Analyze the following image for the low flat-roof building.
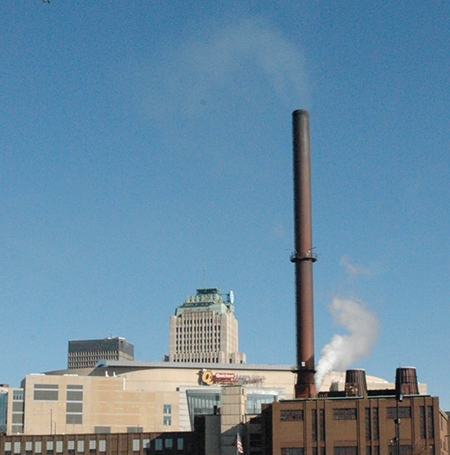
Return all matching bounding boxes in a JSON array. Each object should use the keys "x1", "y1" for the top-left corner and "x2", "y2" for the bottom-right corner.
[
  {"x1": 67, "y1": 337, "x2": 134, "y2": 369},
  {"x1": 0, "y1": 361, "x2": 425, "y2": 438}
]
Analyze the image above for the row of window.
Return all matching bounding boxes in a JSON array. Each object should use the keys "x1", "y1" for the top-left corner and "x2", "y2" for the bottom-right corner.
[
  {"x1": 175, "y1": 346, "x2": 221, "y2": 354},
  {"x1": 280, "y1": 446, "x2": 419, "y2": 455},
  {"x1": 3, "y1": 437, "x2": 185, "y2": 454},
  {"x1": 281, "y1": 407, "x2": 419, "y2": 422},
  {"x1": 280, "y1": 405, "x2": 434, "y2": 444},
  {"x1": 172, "y1": 357, "x2": 221, "y2": 363},
  {"x1": 69, "y1": 351, "x2": 119, "y2": 357},
  {"x1": 280, "y1": 408, "x2": 358, "y2": 421},
  {"x1": 176, "y1": 326, "x2": 220, "y2": 333},
  {"x1": 176, "y1": 320, "x2": 217, "y2": 327}
]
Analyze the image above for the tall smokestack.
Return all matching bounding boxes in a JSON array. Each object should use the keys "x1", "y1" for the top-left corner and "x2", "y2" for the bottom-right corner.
[{"x1": 291, "y1": 109, "x2": 317, "y2": 398}]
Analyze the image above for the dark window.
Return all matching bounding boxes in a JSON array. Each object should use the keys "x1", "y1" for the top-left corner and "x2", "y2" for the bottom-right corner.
[
  {"x1": 280, "y1": 410, "x2": 304, "y2": 421},
  {"x1": 427, "y1": 406, "x2": 434, "y2": 439},
  {"x1": 387, "y1": 407, "x2": 411, "y2": 419},
  {"x1": 281, "y1": 449, "x2": 304, "y2": 455},
  {"x1": 420, "y1": 406, "x2": 426, "y2": 438},
  {"x1": 66, "y1": 414, "x2": 82, "y2": 424},
  {"x1": 12, "y1": 402, "x2": 24, "y2": 412},
  {"x1": 373, "y1": 408, "x2": 379, "y2": 440},
  {"x1": 34, "y1": 384, "x2": 59, "y2": 401},
  {"x1": 389, "y1": 446, "x2": 413, "y2": 455},
  {"x1": 319, "y1": 409, "x2": 326, "y2": 442},
  {"x1": 12, "y1": 414, "x2": 24, "y2": 424},
  {"x1": 334, "y1": 447, "x2": 357, "y2": 455},
  {"x1": 312, "y1": 409, "x2": 318, "y2": 441},
  {"x1": 66, "y1": 403, "x2": 83, "y2": 413},
  {"x1": 365, "y1": 409, "x2": 371, "y2": 441},
  {"x1": 333, "y1": 409, "x2": 357, "y2": 420},
  {"x1": 66, "y1": 391, "x2": 83, "y2": 401}
]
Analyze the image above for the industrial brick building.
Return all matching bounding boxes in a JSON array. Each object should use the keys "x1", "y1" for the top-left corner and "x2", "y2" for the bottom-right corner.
[{"x1": 260, "y1": 368, "x2": 449, "y2": 455}]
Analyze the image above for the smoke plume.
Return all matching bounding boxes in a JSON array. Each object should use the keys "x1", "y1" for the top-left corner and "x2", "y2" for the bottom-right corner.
[{"x1": 315, "y1": 296, "x2": 379, "y2": 390}]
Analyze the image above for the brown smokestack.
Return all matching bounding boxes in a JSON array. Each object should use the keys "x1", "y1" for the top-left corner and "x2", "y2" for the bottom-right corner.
[
  {"x1": 291, "y1": 109, "x2": 317, "y2": 398},
  {"x1": 345, "y1": 369, "x2": 368, "y2": 398},
  {"x1": 395, "y1": 367, "x2": 419, "y2": 397}
]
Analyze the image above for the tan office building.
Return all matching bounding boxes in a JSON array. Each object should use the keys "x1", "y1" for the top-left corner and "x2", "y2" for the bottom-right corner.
[{"x1": 167, "y1": 288, "x2": 246, "y2": 364}]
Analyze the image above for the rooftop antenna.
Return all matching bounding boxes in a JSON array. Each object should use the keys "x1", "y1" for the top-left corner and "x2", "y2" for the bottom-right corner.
[{"x1": 202, "y1": 259, "x2": 206, "y2": 288}]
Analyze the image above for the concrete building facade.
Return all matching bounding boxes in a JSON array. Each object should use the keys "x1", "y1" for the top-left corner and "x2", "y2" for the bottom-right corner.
[
  {"x1": 68, "y1": 337, "x2": 134, "y2": 369},
  {"x1": 167, "y1": 288, "x2": 246, "y2": 364}
]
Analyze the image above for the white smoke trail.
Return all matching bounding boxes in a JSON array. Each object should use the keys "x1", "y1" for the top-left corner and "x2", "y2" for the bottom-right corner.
[{"x1": 315, "y1": 296, "x2": 379, "y2": 391}]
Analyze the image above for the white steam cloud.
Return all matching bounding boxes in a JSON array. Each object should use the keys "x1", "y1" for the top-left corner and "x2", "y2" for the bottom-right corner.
[
  {"x1": 145, "y1": 17, "x2": 309, "y2": 117},
  {"x1": 340, "y1": 255, "x2": 372, "y2": 278},
  {"x1": 315, "y1": 296, "x2": 379, "y2": 391}
]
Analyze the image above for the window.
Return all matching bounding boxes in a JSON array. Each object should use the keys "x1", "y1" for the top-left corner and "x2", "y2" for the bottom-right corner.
[
  {"x1": 66, "y1": 414, "x2": 82, "y2": 424},
  {"x1": 372, "y1": 408, "x2": 379, "y2": 440},
  {"x1": 155, "y1": 439, "x2": 163, "y2": 451},
  {"x1": 77, "y1": 441, "x2": 84, "y2": 453},
  {"x1": 56, "y1": 441, "x2": 63, "y2": 453},
  {"x1": 99, "y1": 440, "x2": 106, "y2": 452},
  {"x1": 14, "y1": 442, "x2": 21, "y2": 454},
  {"x1": 165, "y1": 439, "x2": 173, "y2": 449},
  {"x1": 95, "y1": 426, "x2": 111, "y2": 433},
  {"x1": 89, "y1": 440, "x2": 96, "y2": 452},
  {"x1": 281, "y1": 449, "x2": 304, "y2": 455},
  {"x1": 312, "y1": 409, "x2": 318, "y2": 441},
  {"x1": 35, "y1": 442, "x2": 42, "y2": 454},
  {"x1": 34, "y1": 384, "x2": 59, "y2": 401},
  {"x1": 387, "y1": 407, "x2": 411, "y2": 419},
  {"x1": 66, "y1": 385, "x2": 83, "y2": 425},
  {"x1": 365, "y1": 409, "x2": 371, "y2": 441},
  {"x1": 280, "y1": 410, "x2": 304, "y2": 421},
  {"x1": 163, "y1": 415, "x2": 172, "y2": 426},
  {"x1": 177, "y1": 438, "x2": 184, "y2": 450},
  {"x1": 427, "y1": 406, "x2": 434, "y2": 439},
  {"x1": 132, "y1": 439, "x2": 140, "y2": 451},
  {"x1": 333, "y1": 409, "x2": 357, "y2": 420},
  {"x1": 319, "y1": 409, "x2": 326, "y2": 442},
  {"x1": 46, "y1": 440, "x2": 54, "y2": 454},
  {"x1": 388, "y1": 446, "x2": 413, "y2": 455},
  {"x1": 334, "y1": 447, "x2": 357, "y2": 455},
  {"x1": 163, "y1": 404, "x2": 172, "y2": 415}
]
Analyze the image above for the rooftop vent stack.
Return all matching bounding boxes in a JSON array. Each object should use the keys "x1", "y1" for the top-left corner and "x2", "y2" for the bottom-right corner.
[
  {"x1": 395, "y1": 367, "x2": 419, "y2": 397},
  {"x1": 291, "y1": 110, "x2": 317, "y2": 399},
  {"x1": 345, "y1": 369, "x2": 368, "y2": 397}
]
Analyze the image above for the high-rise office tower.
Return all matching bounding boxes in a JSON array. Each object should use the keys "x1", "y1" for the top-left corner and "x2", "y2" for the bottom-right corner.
[
  {"x1": 68, "y1": 337, "x2": 134, "y2": 369},
  {"x1": 168, "y1": 288, "x2": 246, "y2": 364}
]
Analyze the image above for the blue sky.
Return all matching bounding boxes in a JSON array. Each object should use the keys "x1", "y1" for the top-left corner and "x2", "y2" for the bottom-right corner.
[{"x1": 1, "y1": 1, "x2": 449, "y2": 409}]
